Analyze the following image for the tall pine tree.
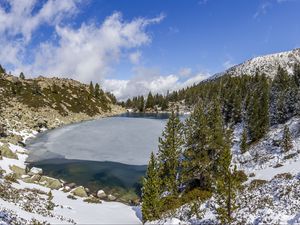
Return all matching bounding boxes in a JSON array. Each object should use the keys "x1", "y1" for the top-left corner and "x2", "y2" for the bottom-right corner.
[
  {"x1": 157, "y1": 110, "x2": 183, "y2": 195},
  {"x1": 281, "y1": 125, "x2": 292, "y2": 152},
  {"x1": 142, "y1": 152, "x2": 162, "y2": 222},
  {"x1": 215, "y1": 129, "x2": 240, "y2": 224}
]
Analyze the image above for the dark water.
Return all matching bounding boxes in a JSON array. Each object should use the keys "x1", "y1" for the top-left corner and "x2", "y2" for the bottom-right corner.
[{"x1": 31, "y1": 158, "x2": 146, "y2": 197}]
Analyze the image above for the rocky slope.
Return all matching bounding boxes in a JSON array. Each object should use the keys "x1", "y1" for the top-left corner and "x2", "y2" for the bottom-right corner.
[{"x1": 212, "y1": 48, "x2": 300, "y2": 79}]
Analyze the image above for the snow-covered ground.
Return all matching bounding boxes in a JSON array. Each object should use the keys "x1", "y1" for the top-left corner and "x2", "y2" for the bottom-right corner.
[
  {"x1": 0, "y1": 127, "x2": 142, "y2": 224},
  {"x1": 148, "y1": 117, "x2": 300, "y2": 225}
]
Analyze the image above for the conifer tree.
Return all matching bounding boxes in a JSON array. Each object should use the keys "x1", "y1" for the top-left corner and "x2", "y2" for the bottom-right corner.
[
  {"x1": 89, "y1": 81, "x2": 94, "y2": 95},
  {"x1": 139, "y1": 96, "x2": 145, "y2": 112},
  {"x1": 240, "y1": 127, "x2": 248, "y2": 154},
  {"x1": 215, "y1": 129, "x2": 240, "y2": 224},
  {"x1": 157, "y1": 110, "x2": 183, "y2": 195},
  {"x1": 281, "y1": 125, "x2": 292, "y2": 152},
  {"x1": 146, "y1": 92, "x2": 155, "y2": 109},
  {"x1": 19, "y1": 72, "x2": 25, "y2": 79},
  {"x1": 0, "y1": 65, "x2": 5, "y2": 74},
  {"x1": 95, "y1": 83, "x2": 100, "y2": 98},
  {"x1": 142, "y1": 152, "x2": 162, "y2": 222},
  {"x1": 182, "y1": 101, "x2": 211, "y2": 189}
]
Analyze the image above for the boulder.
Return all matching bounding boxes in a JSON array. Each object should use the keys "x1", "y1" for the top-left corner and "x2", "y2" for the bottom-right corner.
[
  {"x1": 107, "y1": 194, "x2": 117, "y2": 201},
  {"x1": 28, "y1": 167, "x2": 43, "y2": 176},
  {"x1": 65, "y1": 182, "x2": 76, "y2": 189},
  {"x1": 40, "y1": 176, "x2": 62, "y2": 189},
  {"x1": 23, "y1": 174, "x2": 41, "y2": 183},
  {"x1": 97, "y1": 190, "x2": 107, "y2": 199},
  {"x1": 70, "y1": 186, "x2": 88, "y2": 198},
  {"x1": 9, "y1": 165, "x2": 26, "y2": 178},
  {"x1": 0, "y1": 144, "x2": 18, "y2": 159}
]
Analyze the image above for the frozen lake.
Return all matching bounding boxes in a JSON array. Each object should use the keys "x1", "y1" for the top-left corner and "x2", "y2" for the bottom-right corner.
[{"x1": 27, "y1": 113, "x2": 168, "y2": 165}]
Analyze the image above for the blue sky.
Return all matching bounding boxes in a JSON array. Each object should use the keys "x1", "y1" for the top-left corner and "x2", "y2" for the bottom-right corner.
[{"x1": 0, "y1": 0, "x2": 299, "y2": 99}]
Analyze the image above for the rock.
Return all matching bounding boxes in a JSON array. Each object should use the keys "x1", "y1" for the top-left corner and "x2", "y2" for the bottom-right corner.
[
  {"x1": 9, "y1": 165, "x2": 26, "y2": 178},
  {"x1": 0, "y1": 123, "x2": 7, "y2": 137},
  {"x1": 70, "y1": 186, "x2": 88, "y2": 198},
  {"x1": 21, "y1": 175, "x2": 30, "y2": 179},
  {"x1": 39, "y1": 176, "x2": 62, "y2": 189},
  {"x1": 85, "y1": 187, "x2": 90, "y2": 194},
  {"x1": 0, "y1": 144, "x2": 18, "y2": 159},
  {"x1": 23, "y1": 174, "x2": 41, "y2": 183},
  {"x1": 97, "y1": 190, "x2": 106, "y2": 199},
  {"x1": 107, "y1": 194, "x2": 117, "y2": 201},
  {"x1": 28, "y1": 167, "x2": 43, "y2": 175},
  {"x1": 65, "y1": 182, "x2": 76, "y2": 189}
]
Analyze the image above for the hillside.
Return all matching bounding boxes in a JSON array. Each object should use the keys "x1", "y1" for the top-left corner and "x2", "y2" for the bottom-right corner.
[
  {"x1": 0, "y1": 72, "x2": 124, "y2": 131},
  {"x1": 140, "y1": 50, "x2": 300, "y2": 224},
  {"x1": 224, "y1": 48, "x2": 300, "y2": 78}
]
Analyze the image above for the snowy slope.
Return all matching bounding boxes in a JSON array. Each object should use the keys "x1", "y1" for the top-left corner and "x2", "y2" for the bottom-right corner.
[
  {"x1": 0, "y1": 130, "x2": 142, "y2": 224},
  {"x1": 211, "y1": 48, "x2": 300, "y2": 79}
]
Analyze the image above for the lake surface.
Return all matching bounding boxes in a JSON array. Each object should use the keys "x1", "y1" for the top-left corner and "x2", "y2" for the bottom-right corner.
[
  {"x1": 27, "y1": 113, "x2": 168, "y2": 165},
  {"x1": 26, "y1": 113, "x2": 170, "y2": 197}
]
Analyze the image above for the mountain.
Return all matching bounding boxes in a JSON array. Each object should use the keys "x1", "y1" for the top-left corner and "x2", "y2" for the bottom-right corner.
[{"x1": 214, "y1": 48, "x2": 300, "y2": 79}]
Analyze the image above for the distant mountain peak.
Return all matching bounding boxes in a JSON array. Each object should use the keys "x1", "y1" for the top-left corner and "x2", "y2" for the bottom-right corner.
[{"x1": 212, "y1": 48, "x2": 300, "y2": 80}]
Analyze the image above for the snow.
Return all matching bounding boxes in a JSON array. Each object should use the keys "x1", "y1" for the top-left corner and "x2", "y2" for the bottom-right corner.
[
  {"x1": 27, "y1": 117, "x2": 167, "y2": 165},
  {"x1": 1, "y1": 128, "x2": 143, "y2": 224},
  {"x1": 249, "y1": 157, "x2": 300, "y2": 181}
]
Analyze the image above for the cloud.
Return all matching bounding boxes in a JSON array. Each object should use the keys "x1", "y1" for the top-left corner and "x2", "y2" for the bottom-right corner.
[
  {"x1": 129, "y1": 51, "x2": 142, "y2": 64},
  {"x1": 0, "y1": 4, "x2": 165, "y2": 82},
  {"x1": 178, "y1": 67, "x2": 192, "y2": 77},
  {"x1": 0, "y1": 0, "x2": 79, "y2": 43},
  {"x1": 253, "y1": 2, "x2": 271, "y2": 19},
  {"x1": 103, "y1": 68, "x2": 210, "y2": 100}
]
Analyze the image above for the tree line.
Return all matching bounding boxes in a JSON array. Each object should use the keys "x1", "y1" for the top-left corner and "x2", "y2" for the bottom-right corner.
[{"x1": 141, "y1": 64, "x2": 300, "y2": 223}]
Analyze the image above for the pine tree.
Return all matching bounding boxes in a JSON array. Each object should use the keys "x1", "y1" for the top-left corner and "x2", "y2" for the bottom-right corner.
[
  {"x1": 146, "y1": 92, "x2": 155, "y2": 109},
  {"x1": 139, "y1": 96, "x2": 145, "y2": 112},
  {"x1": 182, "y1": 101, "x2": 211, "y2": 189},
  {"x1": 215, "y1": 129, "x2": 240, "y2": 224},
  {"x1": 157, "y1": 110, "x2": 183, "y2": 195},
  {"x1": 89, "y1": 81, "x2": 94, "y2": 95},
  {"x1": 19, "y1": 72, "x2": 25, "y2": 79},
  {"x1": 0, "y1": 65, "x2": 6, "y2": 74},
  {"x1": 240, "y1": 127, "x2": 248, "y2": 154},
  {"x1": 281, "y1": 125, "x2": 292, "y2": 152},
  {"x1": 142, "y1": 152, "x2": 162, "y2": 222},
  {"x1": 95, "y1": 83, "x2": 100, "y2": 98}
]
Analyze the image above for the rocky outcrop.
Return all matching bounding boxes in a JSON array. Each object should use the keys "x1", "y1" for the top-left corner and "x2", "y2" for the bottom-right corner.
[
  {"x1": 39, "y1": 176, "x2": 62, "y2": 190},
  {"x1": 70, "y1": 186, "x2": 88, "y2": 198},
  {"x1": 0, "y1": 144, "x2": 18, "y2": 159},
  {"x1": 28, "y1": 167, "x2": 43, "y2": 176},
  {"x1": 9, "y1": 165, "x2": 26, "y2": 178}
]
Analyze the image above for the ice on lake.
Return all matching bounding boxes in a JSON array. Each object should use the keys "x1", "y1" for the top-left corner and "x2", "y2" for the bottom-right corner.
[{"x1": 27, "y1": 116, "x2": 167, "y2": 165}]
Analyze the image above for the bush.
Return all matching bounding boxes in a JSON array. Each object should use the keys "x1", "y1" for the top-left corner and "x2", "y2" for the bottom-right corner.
[
  {"x1": 83, "y1": 196, "x2": 102, "y2": 204},
  {"x1": 181, "y1": 189, "x2": 212, "y2": 205},
  {"x1": 67, "y1": 194, "x2": 77, "y2": 200},
  {"x1": 273, "y1": 173, "x2": 293, "y2": 180},
  {"x1": 4, "y1": 173, "x2": 18, "y2": 183},
  {"x1": 248, "y1": 179, "x2": 268, "y2": 190}
]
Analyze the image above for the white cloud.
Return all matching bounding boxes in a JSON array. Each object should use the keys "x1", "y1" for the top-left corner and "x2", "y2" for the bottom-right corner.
[
  {"x1": 178, "y1": 67, "x2": 192, "y2": 77},
  {"x1": 253, "y1": 2, "x2": 271, "y2": 19},
  {"x1": 129, "y1": 51, "x2": 142, "y2": 64},
  {"x1": 0, "y1": 0, "x2": 79, "y2": 42},
  {"x1": 8, "y1": 11, "x2": 164, "y2": 83},
  {"x1": 103, "y1": 68, "x2": 210, "y2": 100}
]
